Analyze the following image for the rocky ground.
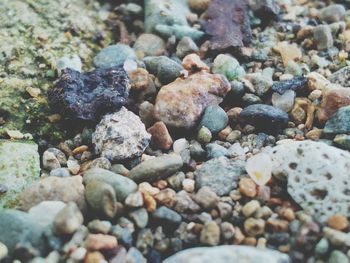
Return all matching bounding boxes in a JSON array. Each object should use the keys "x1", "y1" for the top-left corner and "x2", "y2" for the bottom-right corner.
[{"x1": 2, "y1": 0, "x2": 350, "y2": 262}]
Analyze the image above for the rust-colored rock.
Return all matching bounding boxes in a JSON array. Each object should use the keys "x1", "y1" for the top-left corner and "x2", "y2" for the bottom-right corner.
[
  {"x1": 154, "y1": 71, "x2": 231, "y2": 129},
  {"x1": 317, "y1": 88, "x2": 350, "y2": 124},
  {"x1": 147, "y1": 121, "x2": 173, "y2": 150}
]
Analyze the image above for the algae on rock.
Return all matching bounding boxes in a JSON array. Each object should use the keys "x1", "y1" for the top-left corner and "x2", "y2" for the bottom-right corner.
[
  {"x1": 0, "y1": 0, "x2": 112, "y2": 140},
  {"x1": 0, "y1": 140, "x2": 40, "y2": 208}
]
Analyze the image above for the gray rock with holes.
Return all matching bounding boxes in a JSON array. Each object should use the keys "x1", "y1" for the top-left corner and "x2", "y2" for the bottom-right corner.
[{"x1": 267, "y1": 140, "x2": 350, "y2": 223}]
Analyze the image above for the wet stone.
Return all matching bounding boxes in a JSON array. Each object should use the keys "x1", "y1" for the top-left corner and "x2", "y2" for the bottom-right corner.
[{"x1": 48, "y1": 67, "x2": 130, "y2": 121}]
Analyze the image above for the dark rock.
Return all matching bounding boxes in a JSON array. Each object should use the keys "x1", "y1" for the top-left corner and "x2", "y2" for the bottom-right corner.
[
  {"x1": 48, "y1": 67, "x2": 130, "y2": 121},
  {"x1": 250, "y1": 0, "x2": 280, "y2": 25},
  {"x1": 271, "y1": 77, "x2": 308, "y2": 95},
  {"x1": 239, "y1": 104, "x2": 289, "y2": 134}
]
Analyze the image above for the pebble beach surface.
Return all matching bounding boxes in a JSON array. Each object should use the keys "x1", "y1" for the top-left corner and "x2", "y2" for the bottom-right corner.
[{"x1": 2, "y1": 0, "x2": 350, "y2": 262}]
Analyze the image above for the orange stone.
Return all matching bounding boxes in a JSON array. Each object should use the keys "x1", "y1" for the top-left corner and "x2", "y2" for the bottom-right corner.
[
  {"x1": 327, "y1": 214, "x2": 349, "y2": 231},
  {"x1": 239, "y1": 178, "x2": 257, "y2": 198}
]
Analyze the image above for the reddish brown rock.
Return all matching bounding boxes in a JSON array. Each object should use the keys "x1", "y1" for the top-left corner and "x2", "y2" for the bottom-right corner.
[
  {"x1": 154, "y1": 71, "x2": 231, "y2": 129},
  {"x1": 84, "y1": 234, "x2": 118, "y2": 251},
  {"x1": 317, "y1": 88, "x2": 350, "y2": 124},
  {"x1": 147, "y1": 121, "x2": 173, "y2": 150}
]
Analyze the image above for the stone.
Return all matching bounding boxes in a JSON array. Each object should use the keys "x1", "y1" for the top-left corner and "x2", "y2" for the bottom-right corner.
[
  {"x1": 206, "y1": 143, "x2": 229, "y2": 159},
  {"x1": 67, "y1": 157, "x2": 80, "y2": 175},
  {"x1": 129, "y1": 154, "x2": 183, "y2": 183},
  {"x1": 250, "y1": 0, "x2": 280, "y2": 25},
  {"x1": 48, "y1": 67, "x2": 130, "y2": 121},
  {"x1": 154, "y1": 71, "x2": 231, "y2": 129},
  {"x1": 93, "y1": 44, "x2": 137, "y2": 68},
  {"x1": 111, "y1": 164, "x2": 129, "y2": 176},
  {"x1": 239, "y1": 178, "x2": 257, "y2": 198},
  {"x1": 239, "y1": 104, "x2": 289, "y2": 134},
  {"x1": 0, "y1": 210, "x2": 46, "y2": 254},
  {"x1": 246, "y1": 152, "x2": 272, "y2": 186},
  {"x1": 56, "y1": 55, "x2": 82, "y2": 76},
  {"x1": 20, "y1": 175, "x2": 86, "y2": 211},
  {"x1": 128, "y1": 68, "x2": 151, "y2": 91},
  {"x1": 313, "y1": 25, "x2": 334, "y2": 51},
  {"x1": 42, "y1": 151, "x2": 61, "y2": 171},
  {"x1": 200, "y1": 221, "x2": 220, "y2": 246},
  {"x1": 83, "y1": 168, "x2": 137, "y2": 201},
  {"x1": 197, "y1": 126, "x2": 212, "y2": 144},
  {"x1": 50, "y1": 168, "x2": 70, "y2": 178},
  {"x1": 88, "y1": 220, "x2": 112, "y2": 234},
  {"x1": 271, "y1": 90, "x2": 295, "y2": 112},
  {"x1": 85, "y1": 180, "x2": 117, "y2": 218},
  {"x1": 194, "y1": 187, "x2": 219, "y2": 209},
  {"x1": 147, "y1": 121, "x2": 173, "y2": 150},
  {"x1": 0, "y1": 140, "x2": 40, "y2": 208},
  {"x1": 90, "y1": 157, "x2": 111, "y2": 170},
  {"x1": 182, "y1": 54, "x2": 209, "y2": 72},
  {"x1": 319, "y1": 4, "x2": 346, "y2": 23},
  {"x1": 323, "y1": 227, "x2": 350, "y2": 247},
  {"x1": 28, "y1": 201, "x2": 66, "y2": 227},
  {"x1": 315, "y1": 238, "x2": 329, "y2": 257},
  {"x1": 126, "y1": 247, "x2": 147, "y2": 263},
  {"x1": 244, "y1": 218, "x2": 265, "y2": 237},
  {"x1": 328, "y1": 250, "x2": 349, "y2": 263},
  {"x1": 276, "y1": 42, "x2": 302, "y2": 67},
  {"x1": 244, "y1": 68, "x2": 274, "y2": 97},
  {"x1": 152, "y1": 206, "x2": 182, "y2": 226},
  {"x1": 176, "y1": 37, "x2": 199, "y2": 58},
  {"x1": 173, "y1": 190, "x2": 201, "y2": 213},
  {"x1": 128, "y1": 208, "x2": 149, "y2": 228},
  {"x1": 144, "y1": 0, "x2": 204, "y2": 41},
  {"x1": 163, "y1": 245, "x2": 290, "y2": 263},
  {"x1": 85, "y1": 251, "x2": 106, "y2": 262},
  {"x1": 0, "y1": 242, "x2": 7, "y2": 261},
  {"x1": 133, "y1": 34, "x2": 166, "y2": 57},
  {"x1": 188, "y1": 0, "x2": 211, "y2": 11},
  {"x1": 143, "y1": 56, "x2": 183, "y2": 85},
  {"x1": 199, "y1": 106, "x2": 228, "y2": 134},
  {"x1": 195, "y1": 157, "x2": 246, "y2": 196},
  {"x1": 84, "y1": 234, "x2": 118, "y2": 250},
  {"x1": 271, "y1": 77, "x2": 308, "y2": 95},
  {"x1": 53, "y1": 202, "x2": 83, "y2": 235},
  {"x1": 334, "y1": 134, "x2": 350, "y2": 150},
  {"x1": 267, "y1": 140, "x2": 350, "y2": 223},
  {"x1": 125, "y1": 191, "x2": 144, "y2": 208},
  {"x1": 329, "y1": 66, "x2": 350, "y2": 88},
  {"x1": 212, "y1": 54, "x2": 245, "y2": 81},
  {"x1": 324, "y1": 106, "x2": 350, "y2": 134},
  {"x1": 92, "y1": 107, "x2": 151, "y2": 161},
  {"x1": 242, "y1": 200, "x2": 261, "y2": 218},
  {"x1": 327, "y1": 214, "x2": 349, "y2": 231},
  {"x1": 139, "y1": 101, "x2": 156, "y2": 128}
]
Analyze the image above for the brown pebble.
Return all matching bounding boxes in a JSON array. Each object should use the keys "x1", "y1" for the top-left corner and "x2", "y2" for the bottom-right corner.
[
  {"x1": 266, "y1": 218, "x2": 289, "y2": 232},
  {"x1": 243, "y1": 237, "x2": 257, "y2": 246},
  {"x1": 154, "y1": 188, "x2": 176, "y2": 208},
  {"x1": 143, "y1": 193, "x2": 157, "y2": 213},
  {"x1": 84, "y1": 251, "x2": 106, "y2": 263},
  {"x1": 327, "y1": 214, "x2": 349, "y2": 231},
  {"x1": 233, "y1": 227, "x2": 245, "y2": 244},
  {"x1": 147, "y1": 121, "x2": 173, "y2": 150},
  {"x1": 279, "y1": 207, "x2": 295, "y2": 222},
  {"x1": 239, "y1": 178, "x2": 257, "y2": 198},
  {"x1": 73, "y1": 145, "x2": 89, "y2": 155},
  {"x1": 84, "y1": 234, "x2": 118, "y2": 251}
]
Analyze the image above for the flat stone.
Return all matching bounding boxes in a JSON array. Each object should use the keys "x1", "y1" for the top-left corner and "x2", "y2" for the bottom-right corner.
[
  {"x1": 154, "y1": 71, "x2": 230, "y2": 129},
  {"x1": 163, "y1": 245, "x2": 290, "y2": 263},
  {"x1": 92, "y1": 107, "x2": 151, "y2": 161},
  {"x1": 83, "y1": 168, "x2": 137, "y2": 201},
  {"x1": 267, "y1": 140, "x2": 350, "y2": 223},
  {"x1": 0, "y1": 140, "x2": 40, "y2": 208},
  {"x1": 129, "y1": 154, "x2": 183, "y2": 183},
  {"x1": 195, "y1": 157, "x2": 246, "y2": 196},
  {"x1": 20, "y1": 176, "x2": 86, "y2": 211}
]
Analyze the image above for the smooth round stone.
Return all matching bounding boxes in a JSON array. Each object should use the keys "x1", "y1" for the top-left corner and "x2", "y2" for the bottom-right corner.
[
  {"x1": 328, "y1": 250, "x2": 349, "y2": 263},
  {"x1": 319, "y1": 4, "x2": 346, "y2": 23},
  {"x1": 28, "y1": 201, "x2": 66, "y2": 227},
  {"x1": 197, "y1": 126, "x2": 212, "y2": 144},
  {"x1": 50, "y1": 168, "x2": 70, "y2": 177},
  {"x1": 163, "y1": 245, "x2": 290, "y2": 263},
  {"x1": 271, "y1": 90, "x2": 295, "y2": 112},
  {"x1": 93, "y1": 44, "x2": 137, "y2": 68},
  {"x1": 152, "y1": 206, "x2": 182, "y2": 226},
  {"x1": 212, "y1": 54, "x2": 245, "y2": 81},
  {"x1": 315, "y1": 238, "x2": 329, "y2": 257},
  {"x1": 313, "y1": 25, "x2": 334, "y2": 51},
  {"x1": 206, "y1": 143, "x2": 228, "y2": 159},
  {"x1": 199, "y1": 106, "x2": 228, "y2": 134},
  {"x1": 134, "y1": 33, "x2": 166, "y2": 56},
  {"x1": 176, "y1": 36, "x2": 199, "y2": 58},
  {"x1": 200, "y1": 221, "x2": 220, "y2": 246},
  {"x1": 128, "y1": 208, "x2": 149, "y2": 228},
  {"x1": 53, "y1": 202, "x2": 83, "y2": 235},
  {"x1": 0, "y1": 242, "x2": 8, "y2": 261},
  {"x1": 239, "y1": 104, "x2": 289, "y2": 134}
]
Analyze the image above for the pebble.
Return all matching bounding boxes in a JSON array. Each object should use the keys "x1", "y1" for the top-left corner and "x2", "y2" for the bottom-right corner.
[
  {"x1": 163, "y1": 245, "x2": 290, "y2": 263},
  {"x1": 329, "y1": 66, "x2": 350, "y2": 88},
  {"x1": 315, "y1": 238, "x2": 329, "y2": 257},
  {"x1": 271, "y1": 77, "x2": 307, "y2": 95},
  {"x1": 194, "y1": 187, "x2": 220, "y2": 209},
  {"x1": 195, "y1": 157, "x2": 246, "y2": 196},
  {"x1": 85, "y1": 180, "x2": 117, "y2": 218},
  {"x1": 276, "y1": 42, "x2": 302, "y2": 67},
  {"x1": 328, "y1": 250, "x2": 349, "y2": 263},
  {"x1": 125, "y1": 191, "x2": 144, "y2": 208},
  {"x1": 92, "y1": 107, "x2": 151, "y2": 161},
  {"x1": 84, "y1": 234, "x2": 118, "y2": 251},
  {"x1": 244, "y1": 68, "x2": 273, "y2": 97},
  {"x1": 242, "y1": 200, "x2": 261, "y2": 217},
  {"x1": 152, "y1": 206, "x2": 182, "y2": 226},
  {"x1": 182, "y1": 178, "x2": 195, "y2": 193},
  {"x1": 88, "y1": 220, "x2": 112, "y2": 234},
  {"x1": 143, "y1": 56, "x2": 183, "y2": 85},
  {"x1": 28, "y1": 201, "x2": 66, "y2": 227},
  {"x1": 85, "y1": 251, "x2": 106, "y2": 262},
  {"x1": 327, "y1": 214, "x2": 349, "y2": 231},
  {"x1": 244, "y1": 218, "x2": 265, "y2": 237},
  {"x1": 200, "y1": 221, "x2": 220, "y2": 246},
  {"x1": 126, "y1": 247, "x2": 147, "y2": 263},
  {"x1": 67, "y1": 157, "x2": 80, "y2": 175},
  {"x1": 268, "y1": 140, "x2": 350, "y2": 222},
  {"x1": 56, "y1": 55, "x2": 82, "y2": 75},
  {"x1": 212, "y1": 54, "x2": 245, "y2": 81},
  {"x1": 129, "y1": 208, "x2": 149, "y2": 228},
  {"x1": 206, "y1": 143, "x2": 229, "y2": 159},
  {"x1": 133, "y1": 33, "x2": 166, "y2": 56},
  {"x1": 42, "y1": 150, "x2": 61, "y2": 171},
  {"x1": 90, "y1": 157, "x2": 111, "y2": 170},
  {"x1": 70, "y1": 247, "x2": 87, "y2": 261},
  {"x1": 324, "y1": 106, "x2": 350, "y2": 134},
  {"x1": 245, "y1": 153, "x2": 272, "y2": 186},
  {"x1": 313, "y1": 25, "x2": 334, "y2": 50},
  {"x1": 0, "y1": 242, "x2": 8, "y2": 261},
  {"x1": 20, "y1": 176, "x2": 86, "y2": 211},
  {"x1": 83, "y1": 168, "x2": 137, "y2": 201},
  {"x1": 334, "y1": 134, "x2": 350, "y2": 150},
  {"x1": 154, "y1": 70, "x2": 230, "y2": 129},
  {"x1": 50, "y1": 168, "x2": 70, "y2": 177},
  {"x1": 111, "y1": 164, "x2": 129, "y2": 176},
  {"x1": 154, "y1": 188, "x2": 176, "y2": 207},
  {"x1": 147, "y1": 121, "x2": 173, "y2": 150},
  {"x1": 239, "y1": 104, "x2": 289, "y2": 134},
  {"x1": 188, "y1": 0, "x2": 210, "y2": 11},
  {"x1": 53, "y1": 202, "x2": 83, "y2": 235},
  {"x1": 239, "y1": 178, "x2": 257, "y2": 198},
  {"x1": 182, "y1": 54, "x2": 209, "y2": 72},
  {"x1": 176, "y1": 37, "x2": 199, "y2": 58},
  {"x1": 197, "y1": 126, "x2": 212, "y2": 143},
  {"x1": 129, "y1": 154, "x2": 183, "y2": 183},
  {"x1": 93, "y1": 44, "x2": 137, "y2": 68},
  {"x1": 199, "y1": 105, "x2": 228, "y2": 134},
  {"x1": 324, "y1": 227, "x2": 350, "y2": 247},
  {"x1": 319, "y1": 4, "x2": 346, "y2": 23}
]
